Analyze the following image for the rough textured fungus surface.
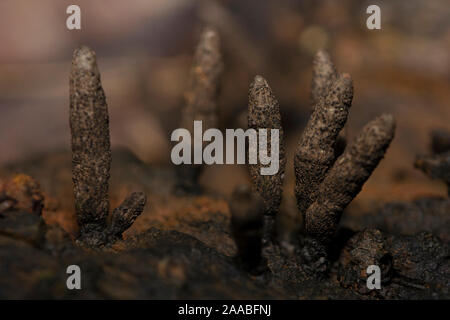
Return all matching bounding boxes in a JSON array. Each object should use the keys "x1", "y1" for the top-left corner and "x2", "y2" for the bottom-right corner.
[{"x1": 248, "y1": 75, "x2": 286, "y2": 217}]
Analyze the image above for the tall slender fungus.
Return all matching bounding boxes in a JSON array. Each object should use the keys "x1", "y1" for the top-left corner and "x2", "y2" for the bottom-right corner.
[
  {"x1": 294, "y1": 73, "x2": 353, "y2": 218},
  {"x1": 177, "y1": 26, "x2": 223, "y2": 191},
  {"x1": 181, "y1": 26, "x2": 223, "y2": 133},
  {"x1": 70, "y1": 46, "x2": 146, "y2": 246},
  {"x1": 311, "y1": 50, "x2": 338, "y2": 106},
  {"x1": 70, "y1": 46, "x2": 111, "y2": 235},
  {"x1": 305, "y1": 114, "x2": 396, "y2": 243},
  {"x1": 248, "y1": 75, "x2": 286, "y2": 239},
  {"x1": 311, "y1": 51, "x2": 347, "y2": 156}
]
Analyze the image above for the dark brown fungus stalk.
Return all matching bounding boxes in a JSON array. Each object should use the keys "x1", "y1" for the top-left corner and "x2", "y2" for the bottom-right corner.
[
  {"x1": 248, "y1": 75, "x2": 286, "y2": 241},
  {"x1": 310, "y1": 50, "x2": 338, "y2": 106},
  {"x1": 311, "y1": 51, "x2": 347, "y2": 157},
  {"x1": 305, "y1": 114, "x2": 396, "y2": 243},
  {"x1": 70, "y1": 46, "x2": 146, "y2": 246},
  {"x1": 70, "y1": 46, "x2": 111, "y2": 235},
  {"x1": 229, "y1": 185, "x2": 266, "y2": 274},
  {"x1": 177, "y1": 27, "x2": 223, "y2": 192},
  {"x1": 181, "y1": 26, "x2": 223, "y2": 132},
  {"x1": 107, "y1": 192, "x2": 147, "y2": 240},
  {"x1": 294, "y1": 73, "x2": 353, "y2": 219}
]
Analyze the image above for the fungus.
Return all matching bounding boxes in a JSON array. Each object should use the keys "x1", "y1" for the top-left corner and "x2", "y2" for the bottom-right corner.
[
  {"x1": 70, "y1": 46, "x2": 146, "y2": 247},
  {"x1": 310, "y1": 50, "x2": 338, "y2": 106},
  {"x1": 294, "y1": 73, "x2": 353, "y2": 217},
  {"x1": 305, "y1": 114, "x2": 396, "y2": 243},
  {"x1": 247, "y1": 75, "x2": 286, "y2": 242},
  {"x1": 247, "y1": 76, "x2": 286, "y2": 215},
  {"x1": 177, "y1": 27, "x2": 223, "y2": 192}
]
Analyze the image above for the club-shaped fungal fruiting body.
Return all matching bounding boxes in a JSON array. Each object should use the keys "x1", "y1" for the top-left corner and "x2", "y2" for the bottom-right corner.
[
  {"x1": 176, "y1": 27, "x2": 223, "y2": 192},
  {"x1": 311, "y1": 51, "x2": 348, "y2": 157},
  {"x1": 247, "y1": 75, "x2": 286, "y2": 242},
  {"x1": 294, "y1": 72, "x2": 353, "y2": 221},
  {"x1": 70, "y1": 46, "x2": 146, "y2": 247}
]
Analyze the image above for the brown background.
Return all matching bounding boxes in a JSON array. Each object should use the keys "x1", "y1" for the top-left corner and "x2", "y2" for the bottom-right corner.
[{"x1": 0, "y1": 0, "x2": 449, "y2": 206}]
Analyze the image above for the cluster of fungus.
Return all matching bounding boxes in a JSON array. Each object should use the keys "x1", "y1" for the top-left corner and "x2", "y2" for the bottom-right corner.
[
  {"x1": 0, "y1": 23, "x2": 448, "y2": 299},
  {"x1": 177, "y1": 28, "x2": 396, "y2": 276},
  {"x1": 242, "y1": 56, "x2": 394, "y2": 275},
  {"x1": 67, "y1": 28, "x2": 398, "y2": 285},
  {"x1": 65, "y1": 28, "x2": 449, "y2": 296}
]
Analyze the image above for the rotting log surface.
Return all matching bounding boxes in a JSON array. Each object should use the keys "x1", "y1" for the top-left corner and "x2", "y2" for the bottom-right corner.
[{"x1": 0, "y1": 150, "x2": 448, "y2": 299}]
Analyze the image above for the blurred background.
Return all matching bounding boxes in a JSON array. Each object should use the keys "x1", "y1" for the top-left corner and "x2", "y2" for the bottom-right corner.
[{"x1": 0, "y1": 0, "x2": 449, "y2": 207}]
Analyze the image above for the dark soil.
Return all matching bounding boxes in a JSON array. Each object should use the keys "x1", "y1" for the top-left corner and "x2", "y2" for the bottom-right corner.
[{"x1": 0, "y1": 148, "x2": 448, "y2": 299}]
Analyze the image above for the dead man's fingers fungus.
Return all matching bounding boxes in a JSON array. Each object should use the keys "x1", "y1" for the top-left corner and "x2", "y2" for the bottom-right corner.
[
  {"x1": 70, "y1": 46, "x2": 111, "y2": 235},
  {"x1": 177, "y1": 27, "x2": 223, "y2": 191},
  {"x1": 294, "y1": 73, "x2": 353, "y2": 217},
  {"x1": 247, "y1": 75, "x2": 286, "y2": 218},
  {"x1": 70, "y1": 46, "x2": 146, "y2": 246},
  {"x1": 305, "y1": 114, "x2": 396, "y2": 243}
]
